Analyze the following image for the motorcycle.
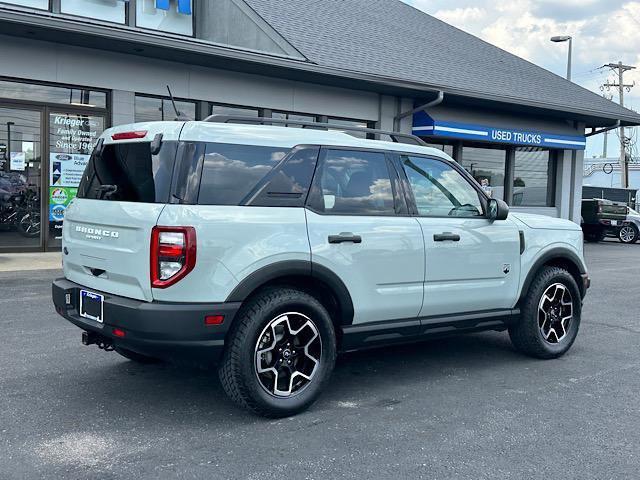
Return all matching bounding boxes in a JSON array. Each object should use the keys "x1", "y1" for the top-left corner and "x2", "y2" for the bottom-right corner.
[{"x1": 0, "y1": 186, "x2": 41, "y2": 238}]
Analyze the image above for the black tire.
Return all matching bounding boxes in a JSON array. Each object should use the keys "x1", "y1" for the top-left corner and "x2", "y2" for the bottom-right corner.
[
  {"x1": 114, "y1": 347, "x2": 161, "y2": 364},
  {"x1": 618, "y1": 224, "x2": 639, "y2": 244},
  {"x1": 509, "y1": 266, "x2": 581, "y2": 359},
  {"x1": 17, "y1": 211, "x2": 41, "y2": 238},
  {"x1": 584, "y1": 230, "x2": 606, "y2": 243},
  {"x1": 219, "y1": 287, "x2": 336, "y2": 418}
]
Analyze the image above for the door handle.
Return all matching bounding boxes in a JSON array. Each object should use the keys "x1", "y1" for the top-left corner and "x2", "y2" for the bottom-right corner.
[
  {"x1": 328, "y1": 233, "x2": 362, "y2": 244},
  {"x1": 433, "y1": 232, "x2": 461, "y2": 242}
]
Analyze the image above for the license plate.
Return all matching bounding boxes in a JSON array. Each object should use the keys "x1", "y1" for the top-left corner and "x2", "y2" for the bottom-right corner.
[
  {"x1": 79, "y1": 290, "x2": 104, "y2": 323},
  {"x1": 611, "y1": 220, "x2": 619, "y2": 226}
]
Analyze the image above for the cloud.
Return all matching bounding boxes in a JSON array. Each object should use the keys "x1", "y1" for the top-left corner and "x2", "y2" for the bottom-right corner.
[{"x1": 402, "y1": 0, "x2": 640, "y2": 158}]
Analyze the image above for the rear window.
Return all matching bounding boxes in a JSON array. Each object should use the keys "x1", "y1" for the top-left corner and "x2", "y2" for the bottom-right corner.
[
  {"x1": 197, "y1": 143, "x2": 288, "y2": 205},
  {"x1": 78, "y1": 141, "x2": 178, "y2": 203}
]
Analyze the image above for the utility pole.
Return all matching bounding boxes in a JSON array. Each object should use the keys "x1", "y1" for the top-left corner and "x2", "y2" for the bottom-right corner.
[
  {"x1": 601, "y1": 92, "x2": 613, "y2": 158},
  {"x1": 602, "y1": 62, "x2": 636, "y2": 188}
]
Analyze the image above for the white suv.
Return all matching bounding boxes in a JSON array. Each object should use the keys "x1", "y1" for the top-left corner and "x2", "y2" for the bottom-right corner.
[{"x1": 52, "y1": 117, "x2": 590, "y2": 417}]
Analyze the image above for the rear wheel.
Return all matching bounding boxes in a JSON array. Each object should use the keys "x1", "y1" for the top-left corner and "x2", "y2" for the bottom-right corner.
[
  {"x1": 219, "y1": 287, "x2": 336, "y2": 418},
  {"x1": 114, "y1": 347, "x2": 161, "y2": 364},
  {"x1": 618, "y1": 224, "x2": 639, "y2": 244},
  {"x1": 584, "y1": 228, "x2": 605, "y2": 242},
  {"x1": 509, "y1": 266, "x2": 581, "y2": 359}
]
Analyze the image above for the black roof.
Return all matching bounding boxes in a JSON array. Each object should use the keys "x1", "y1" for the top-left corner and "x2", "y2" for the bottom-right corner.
[{"x1": 245, "y1": 0, "x2": 640, "y2": 126}]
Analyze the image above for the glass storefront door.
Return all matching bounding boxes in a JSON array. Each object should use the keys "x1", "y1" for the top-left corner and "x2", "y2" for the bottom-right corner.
[
  {"x1": 0, "y1": 79, "x2": 109, "y2": 252},
  {"x1": 0, "y1": 106, "x2": 43, "y2": 249},
  {"x1": 0, "y1": 106, "x2": 105, "y2": 251},
  {"x1": 47, "y1": 111, "x2": 105, "y2": 248}
]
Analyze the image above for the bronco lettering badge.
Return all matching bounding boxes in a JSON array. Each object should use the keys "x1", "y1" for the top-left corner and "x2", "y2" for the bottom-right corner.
[{"x1": 75, "y1": 225, "x2": 120, "y2": 240}]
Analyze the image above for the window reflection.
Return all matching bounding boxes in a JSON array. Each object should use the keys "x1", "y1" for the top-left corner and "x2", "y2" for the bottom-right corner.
[
  {"x1": 210, "y1": 104, "x2": 259, "y2": 119},
  {"x1": 61, "y1": 0, "x2": 126, "y2": 23},
  {"x1": 0, "y1": 0, "x2": 47, "y2": 9},
  {"x1": 198, "y1": 143, "x2": 288, "y2": 205},
  {"x1": 403, "y1": 156, "x2": 483, "y2": 217},
  {"x1": 134, "y1": 95, "x2": 196, "y2": 123},
  {"x1": 0, "y1": 107, "x2": 42, "y2": 248},
  {"x1": 513, "y1": 148, "x2": 555, "y2": 207},
  {"x1": 136, "y1": 0, "x2": 193, "y2": 35},
  {"x1": 0, "y1": 80, "x2": 106, "y2": 108},
  {"x1": 313, "y1": 150, "x2": 395, "y2": 215},
  {"x1": 461, "y1": 146, "x2": 506, "y2": 200}
]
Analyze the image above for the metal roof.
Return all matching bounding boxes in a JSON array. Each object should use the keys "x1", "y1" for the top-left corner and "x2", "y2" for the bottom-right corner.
[{"x1": 244, "y1": 0, "x2": 640, "y2": 127}]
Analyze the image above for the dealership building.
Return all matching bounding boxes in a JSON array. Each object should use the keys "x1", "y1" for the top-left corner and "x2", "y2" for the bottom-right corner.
[{"x1": 1, "y1": 0, "x2": 640, "y2": 252}]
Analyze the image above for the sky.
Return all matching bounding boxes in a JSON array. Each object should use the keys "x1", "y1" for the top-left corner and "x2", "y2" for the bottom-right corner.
[{"x1": 401, "y1": 0, "x2": 640, "y2": 160}]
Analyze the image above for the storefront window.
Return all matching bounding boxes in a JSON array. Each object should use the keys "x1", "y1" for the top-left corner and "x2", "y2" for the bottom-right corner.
[
  {"x1": 136, "y1": 0, "x2": 193, "y2": 36},
  {"x1": 0, "y1": 0, "x2": 47, "y2": 8},
  {"x1": 424, "y1": 143, "x2": 454, "y2": 157},
  {"x1": 273, "y1": 111, "x2": 316, "y2": 129},
  {"x1": 47, "y1": 112, "x2": 105, "y2": 248},
  {"x1": 0, "y1": 80, "x2": 107, "y2": 109},
  {"x1": 0, "y1": 107, "x2": 42, "y2": 249},
  {"x1": 461, "y1": 146, "x2": 506, "y2": 200},
  {"x1": 328, "y1": 117, "x2": 371, "y2": 138},
  {"x1": 61, "y1": 0, "x2": 126, "y2": 24},
  {"x1": 513, "y1": 148, "x2": 555, "y2": 207},
  {"x1": 210, "y1": 104, "x2": 259, "y2": 118},
  {"x1": 134, "y1": 95, "x2": 196, "y2": 122}
]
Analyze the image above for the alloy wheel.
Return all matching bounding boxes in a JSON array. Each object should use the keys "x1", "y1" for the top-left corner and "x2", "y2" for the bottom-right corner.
[
  {"x1": 18, "y1": 213, "x2": 41, "y2": 238},
  {"x1": 255, "y1": 312, "x2": 322, "y2": 397},
  {"x1": 538, "y1": 283, "x2": 573, "y2": 344},
  {"x1": 619, "y1": 225, "x2": 636, "y2": 243}
]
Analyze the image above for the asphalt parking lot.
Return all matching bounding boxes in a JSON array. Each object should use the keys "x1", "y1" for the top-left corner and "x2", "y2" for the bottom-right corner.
[{"x1": 1, "y1": 240, "x2": 639, "y2": 479}]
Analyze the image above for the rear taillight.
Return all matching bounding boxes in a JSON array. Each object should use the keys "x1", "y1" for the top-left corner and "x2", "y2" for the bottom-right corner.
[{"x1": 150, "y1": 226, "x2": 196, "y2": 288}]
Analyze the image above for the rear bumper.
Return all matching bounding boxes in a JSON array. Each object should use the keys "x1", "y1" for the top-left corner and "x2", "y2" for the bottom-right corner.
[{"x1": 52, "y1": 278, "x2": 240, "y2": 365}]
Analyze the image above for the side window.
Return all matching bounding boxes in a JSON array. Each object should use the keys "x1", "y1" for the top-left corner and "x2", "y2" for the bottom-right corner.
[
  {"x1": 198, "y1": 143, "x2": 288, "y2": 205},
  {"x1": 309, "y1": 149, "x2": 396, "y2": 215},
  {"x1": 402, "y1": 156, "x2": 484, "y2": 217},
  {"x1": 248, "y1": 147, "x2": 320, "y2": 207}
]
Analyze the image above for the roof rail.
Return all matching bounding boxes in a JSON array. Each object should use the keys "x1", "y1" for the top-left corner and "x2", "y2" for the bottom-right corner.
[{"x1": 203, "y1": 114, "x2": 428, "y2": 146}]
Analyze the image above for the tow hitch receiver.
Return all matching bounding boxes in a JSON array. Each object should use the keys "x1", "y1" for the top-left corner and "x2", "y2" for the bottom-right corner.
[{"x1": 82, "y1": 331, "x2": 114, "y2": 351}]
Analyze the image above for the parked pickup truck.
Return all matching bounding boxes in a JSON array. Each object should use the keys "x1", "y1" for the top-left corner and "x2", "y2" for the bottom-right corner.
[{"x1": 581, "y1": 198, "x2": 632, "y2": 243}]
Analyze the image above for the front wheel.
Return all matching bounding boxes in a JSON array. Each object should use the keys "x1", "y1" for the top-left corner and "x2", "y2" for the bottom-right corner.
[
  {"x1": 219, "y1": 288, "x2": 336, "y2": 418},
  {"x1": 509, "y1": 266, "x2": 581, "y2": 359},
  {"x1": 17, "y1": 211, "x2": 41, "y2": 238},
  {"x1": 618, "y1": 224, "x2": 639, "y2": 244}
]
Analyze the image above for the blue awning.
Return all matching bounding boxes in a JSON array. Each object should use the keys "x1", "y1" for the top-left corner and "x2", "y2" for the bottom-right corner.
[{"x1": 413, "y1": 111, "x2": 586, "y2": 150}]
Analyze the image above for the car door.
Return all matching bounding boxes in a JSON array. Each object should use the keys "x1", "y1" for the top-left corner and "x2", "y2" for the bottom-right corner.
[
  {"x1": 305, "y1": 147, "x2": 425, "y2": 325},
  {"x1": 398, "y1": 154, "x2": 521, "y2": 318}
]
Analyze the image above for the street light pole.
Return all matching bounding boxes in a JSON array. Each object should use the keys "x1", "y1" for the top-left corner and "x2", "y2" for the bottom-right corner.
[
  {"x1": 566, "y1": 37, "x2": 572, "y2": 81},
  {"x1": 550, "y1": 35, "x2": 573, "y2": 81}
]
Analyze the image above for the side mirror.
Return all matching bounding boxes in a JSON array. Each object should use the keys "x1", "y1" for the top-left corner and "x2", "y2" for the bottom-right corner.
[{"x1": 488, "y1": 198, "x2": 509, "y2": 221}]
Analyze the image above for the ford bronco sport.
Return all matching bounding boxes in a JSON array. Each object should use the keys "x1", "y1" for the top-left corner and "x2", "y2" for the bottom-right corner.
[{"x1": 52, "y1": 117, "x2": 590, "y2": 417}]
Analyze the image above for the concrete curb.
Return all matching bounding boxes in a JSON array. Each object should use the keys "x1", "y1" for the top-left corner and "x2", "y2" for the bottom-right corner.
[{"x1": 0, "y1": 252, "x2": 62, "y2": 272}]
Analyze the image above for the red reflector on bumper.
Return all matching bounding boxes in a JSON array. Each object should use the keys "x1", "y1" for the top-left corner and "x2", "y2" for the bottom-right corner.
[
  {"x1": 113, "y1": 328, "x2": 126, "y2": 338},
  {"x1": 205, "y1": 315, "x2": 225, "y2": 326}
]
